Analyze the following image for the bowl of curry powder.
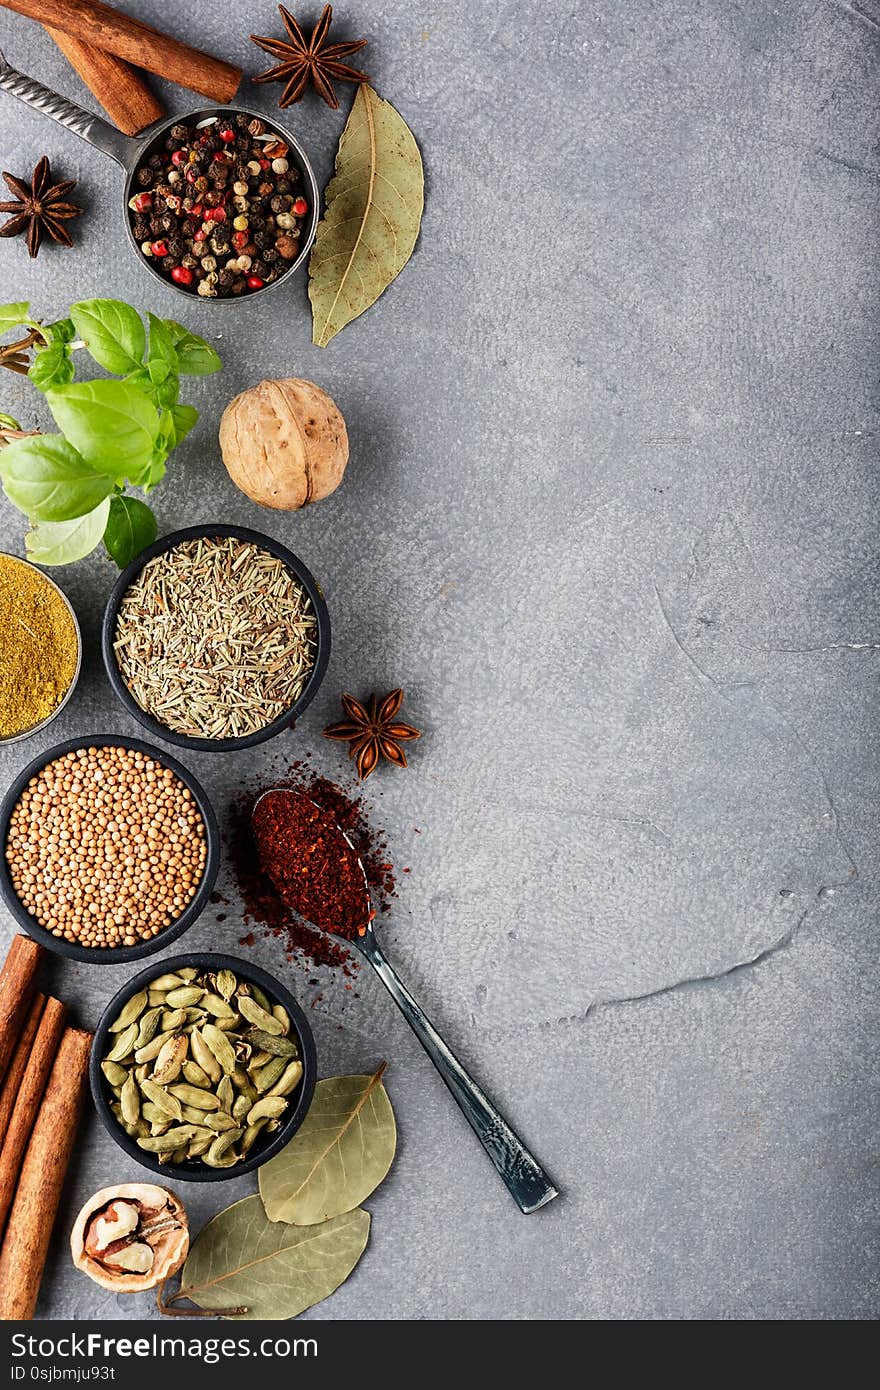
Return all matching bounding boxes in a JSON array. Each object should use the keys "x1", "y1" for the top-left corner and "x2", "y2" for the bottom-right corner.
[{"x1": 0, "y1": 553, "x2": 81, "y2": 744}]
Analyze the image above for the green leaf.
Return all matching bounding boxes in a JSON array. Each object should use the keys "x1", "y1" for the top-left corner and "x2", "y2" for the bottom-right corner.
[
  {"x1": 28, "y1": 338, "x2": 74, "y2": 391},
  {"x1": 103, "y1": 494, "x2": 157, "y2": 568},
  {"x1": 0, "y1": 302, "x2": 30, "y2": 336},
  {"x1": 259, "y1": 1065, "x2": 396, "y2": 1226},
  {"x1": 44, "y1": 317, "x2": 75, "y2": 345},
  {"x1": 178, "y1": 1197, "x2": 369, "y2": 1320},
  {"x1": 25, "y1": 498, "x2": 111, "y2": 565},
  {"x1": 163, "y1": 320, "x2": 222, "y2": 375},
  {"x1": 309, "y1": 85, "x2": 424, "y2": 347},
  {"x1": 70, "y1": 299, "x2": 146, "y2": 374},
  {"x1": 45, "y1": 380, "x2": 159, "y2": 478},
  {"x1": 169, "y1": 403, "x2": 198, "y2": 446},
  {"x1": 0, "y1": 435, "x2": 114, "y2": 521}
]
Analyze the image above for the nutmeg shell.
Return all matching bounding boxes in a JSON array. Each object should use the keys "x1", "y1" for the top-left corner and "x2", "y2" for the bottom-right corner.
[{"x1": 70, "y1": 1183, "x2": 188, "y2": 1293}]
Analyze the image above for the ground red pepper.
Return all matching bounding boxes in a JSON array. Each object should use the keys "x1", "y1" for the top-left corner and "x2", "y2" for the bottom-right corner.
[
  {"x1": 253, "y1": 790, "x2": 371, "y2": 938},
  {"x1": 227, "y1": 763, "x2": 397, "y2": 971}
]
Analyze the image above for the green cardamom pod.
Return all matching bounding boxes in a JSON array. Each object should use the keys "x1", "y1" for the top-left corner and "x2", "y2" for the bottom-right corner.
[
  {"x1": 139, "y1": 1078, "x2": 183, "y2": 1121},
  {"x1": 105, "y1": 1023, "x2": 139, "y2": 1063},
  {"x1": 109, "y1": 990, "x2": 148, "y2": 1033},
  {"x1": 248, "y1": 1028, "x2": 299, "y2": 1058},
  {"x1": 237, "y1": 996, "x2": 283, "y2": 1034},
  {"x1": 201, "y1": 1023, "x2": 236, "y2": 1075}
]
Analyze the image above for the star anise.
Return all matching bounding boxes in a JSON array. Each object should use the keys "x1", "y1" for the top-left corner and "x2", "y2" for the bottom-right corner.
[
  {"x1": 323, "y1": 688, "x2": 421, "y2": 779},
  {"x1": 250, "y1": 4, "x2": 368, "y2": 110},
  {"x1": 0, "y1": 156, "x2": 82, "y2": 259}
]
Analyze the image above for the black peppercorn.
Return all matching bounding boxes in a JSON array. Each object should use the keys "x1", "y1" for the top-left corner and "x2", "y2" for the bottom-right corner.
[
  {"x1": 247, "y1": 117, "x2": 265, "y2": 136},
  {"x1": 160, "y1": 212, "x2": 176, "y2": 233},
  {"x1": 148, "y1": 153, "x2": 163, "y2": 170},
  {"x1": 276, "y1": 179, "x2": 292, "y2": 195},
  {"x1": 149, "y1": 216, "x2": 164, "y2": 235},
  {"x1": 181, "y1": 218, "x2": 197, "y2": 237},
  {"x1": 132, "y1": 216, "x2": 150, "y2": 240},
  {"x1": 269, "y1": 195, "x2": 286, "y2": 214},
  {"x1": 181, "y1": 252, "x2": 198, "y2": 269},
  {"x1": 167, "y1": 237, "x2": 184, "y2": 257},
  {"x1": 235, "y1": 113, "x2": 250, "y2": 129},
  {"x1": 262, "y1": 246, "x2": 278, "y2": 263},
  {"x1": 171, "y1": 124, "x2": 189, "y2": 140},
  {"x1": 218, "y1": 269, "x2": 234, "y2": 289},
  {"x1": 136, "y1": 167, "x2": 153, "y2": 187}
]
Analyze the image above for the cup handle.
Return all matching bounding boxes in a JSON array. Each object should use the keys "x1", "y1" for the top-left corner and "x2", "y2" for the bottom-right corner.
[{"x1": 0, "y1": 49, "x2": 138, "y2": 168}]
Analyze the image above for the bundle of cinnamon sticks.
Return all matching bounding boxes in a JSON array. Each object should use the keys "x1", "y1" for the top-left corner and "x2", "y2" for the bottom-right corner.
[
  {"x1": 0, "y1": 935, "x2": 92, "y2": 1320},
  {"x1": 0, "y1": 0, "x2": 243, "y2": 135}
]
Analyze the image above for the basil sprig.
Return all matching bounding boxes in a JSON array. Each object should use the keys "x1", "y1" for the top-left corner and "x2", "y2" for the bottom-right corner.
[{"x1": 0, "y1": 298, "x2": 221, "y2": 567}]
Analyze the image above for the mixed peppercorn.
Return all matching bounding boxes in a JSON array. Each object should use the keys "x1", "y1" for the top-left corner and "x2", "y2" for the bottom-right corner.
[{"x1": 128, "y1": 112, "x2": 310, "y2": 298}]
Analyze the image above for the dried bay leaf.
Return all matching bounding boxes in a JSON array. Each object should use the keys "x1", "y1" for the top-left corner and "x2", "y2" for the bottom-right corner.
[
  {"x1": 178, "y1": 1196, "x2": 370, "y2": 1320},
  {"x1": 259, "y1": 1064, "x2": 395, "y2": 1226},
  {"x1": 309, "y1": 85, "x2": 424, "y2": 347}
]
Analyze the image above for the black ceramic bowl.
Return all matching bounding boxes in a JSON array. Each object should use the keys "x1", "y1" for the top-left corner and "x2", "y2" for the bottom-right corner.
[
  {"x1": 102, "y1": 524, "x2": 331, "y2": 753},
  {"x1": 90, "y1": 953, "x2": 317, "y2": 1183},
  {"x1": 0, "y1": 735, "x2": 219, "y2": 964}
]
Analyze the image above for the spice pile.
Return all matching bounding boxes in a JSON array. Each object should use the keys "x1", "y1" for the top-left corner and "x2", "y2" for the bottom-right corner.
[
  {"x1": 5, "y1": 746, "x2": 207, "y2": 949},
  {"x1": 0, "y1": 554, "x2": 79, "y2": 739},
  {"x1": 113, "y1": 536, "x2": 317, "y2": 740},
  {"x1": 101, "y1": 964, "x2": 303, "y2": 1170},
  {"x1": 128, "y1": 113, "x2": 309, "y2": 297},
  {"x1": 253, "y1": 789, "x2": 371, "y2": 937},
  {"x1": 230, "y1": 766, "x2": 396, "y2": 970},
  {"x1": 0, "y1": 936, "x2": 92, "y2": 1320}
]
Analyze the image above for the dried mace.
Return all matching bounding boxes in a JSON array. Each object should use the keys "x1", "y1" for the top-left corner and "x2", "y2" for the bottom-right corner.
[
  {"x1": 250, "y1": 4, "x2": 368, "y2": 110},
  {"x1": 0, "y1": 156, "x2": 82, "y2": 258},
  {"x1": 323, "y1": 688, "x2": 420, "y2": 780}
]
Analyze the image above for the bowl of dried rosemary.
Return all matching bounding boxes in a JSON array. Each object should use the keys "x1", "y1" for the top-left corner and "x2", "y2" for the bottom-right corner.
[
  {"x1": 101, "y1": 524, "x2": 331, "y2": 752},
  {"x1": 90, "y1": 953, "x2": 317, "y2": 1182}
]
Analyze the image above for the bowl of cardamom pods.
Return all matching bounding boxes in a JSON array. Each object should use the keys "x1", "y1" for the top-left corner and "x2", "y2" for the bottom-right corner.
[{"x1": 90, "y1": 953, "x2": 317, "y2": 1181}]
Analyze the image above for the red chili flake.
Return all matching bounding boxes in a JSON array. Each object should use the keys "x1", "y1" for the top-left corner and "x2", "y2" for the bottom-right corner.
[
  {"x1": 253, "y1": 791, "x2": 369, "y2": 939},
  {"x1": 227, "y1": 765, "x2": 397, "y2": 970}
]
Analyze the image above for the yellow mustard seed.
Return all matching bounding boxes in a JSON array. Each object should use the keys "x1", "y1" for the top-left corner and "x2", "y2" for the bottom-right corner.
[{"x1": 0, "y1": 554, "x2": 79, "y2": 739}]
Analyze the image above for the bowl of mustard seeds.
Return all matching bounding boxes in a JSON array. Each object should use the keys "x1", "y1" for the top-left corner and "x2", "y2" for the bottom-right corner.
[{"x1": 0, "y1": 553, "x2": 81, "y2": 745}]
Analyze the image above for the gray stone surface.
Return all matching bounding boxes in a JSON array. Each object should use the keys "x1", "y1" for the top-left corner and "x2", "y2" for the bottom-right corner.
[{"x1": 0, "y1": 0, "x2": 877, "y2": 1320}]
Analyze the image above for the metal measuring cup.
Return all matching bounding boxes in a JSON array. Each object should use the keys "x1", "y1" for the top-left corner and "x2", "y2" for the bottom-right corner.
[{"x1": 0, "y1": 49, "x2": 319, "y2": 301}]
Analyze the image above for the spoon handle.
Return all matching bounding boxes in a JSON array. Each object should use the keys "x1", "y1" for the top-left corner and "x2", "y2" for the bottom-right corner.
[
  {"x1": 356, "y1": 935, "x2": 558, "y2": 1214},
  {"x1": 0, "y1": 49, "x2": 135, "y2": 166}
]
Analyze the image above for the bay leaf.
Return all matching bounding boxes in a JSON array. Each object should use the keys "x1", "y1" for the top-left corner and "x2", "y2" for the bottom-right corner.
[
  {"x1": 308, "y1": 85, "x2": 424, "y2": 347},
  {"x1": 259, "y1": 1063, "x2": 395, "y2": 1226},
  {"x1": 178, "y1": 1196, "x2": 369, "y2": 1320}
]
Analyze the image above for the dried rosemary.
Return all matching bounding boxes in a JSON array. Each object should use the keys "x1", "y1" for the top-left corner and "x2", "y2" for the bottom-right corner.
[{"x1": 113, "y1": 537, "x2": 317, "y2": 739}]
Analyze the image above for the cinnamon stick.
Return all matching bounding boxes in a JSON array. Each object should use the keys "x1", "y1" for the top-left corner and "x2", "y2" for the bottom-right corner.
[
  {"x1": 0, "y1": 0, "x2": 241, "y2": 102},
  {"x1": 0, "y1": 992, "x2": 45, "y2": 1144},
  {"x1": 0, "y1": 1025, "x2": 90, "y2": 1320},
  {"x1": 45, "y1": 26, "x2": 164, "y2": 135},
  {"x1": 0, "y1": 936, "x2": 43, "y2": 1089},
  {"x1": 0, "y1": 996, "x2": 67, "y2": 1242}
]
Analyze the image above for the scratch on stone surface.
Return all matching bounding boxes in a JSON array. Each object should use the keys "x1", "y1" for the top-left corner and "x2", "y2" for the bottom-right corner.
[
  {"x1": 760, "y1": 641, "x2": 880, "y2": 654},
  {"x1": 756, "y1": 692, "x2": 859, "y2": 888},
  {"x1": 582, "y1": 811, "x2": 672, "y2": 844},
  {"x1": 609, "y1": 908, "x2": 810, "y2": 1009},
  {"x1": 829, "y1": 0, "x2": 880, "y2": 39},
  {"x1": 652, "y1": 581, "x2": 729, "y2": 695}
]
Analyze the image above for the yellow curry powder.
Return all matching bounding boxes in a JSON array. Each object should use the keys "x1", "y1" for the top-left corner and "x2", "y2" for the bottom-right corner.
[{"x1": 0, "y1": 554, "x2": 79, "y2": 738}]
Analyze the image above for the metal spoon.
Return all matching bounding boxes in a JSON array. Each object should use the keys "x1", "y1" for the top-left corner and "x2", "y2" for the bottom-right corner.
[{"x1": 253, "y1": 789, "x2": 558, "y2": 1214}]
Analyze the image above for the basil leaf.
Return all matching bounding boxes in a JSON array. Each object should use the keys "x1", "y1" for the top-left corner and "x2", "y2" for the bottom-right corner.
[
  {"x1": 28, "y1": 339, "x2": 74, "y2": 391},
  {"x1": 44, "y1": 317, "x2": 75, "y2": 345},
  {"x1": 25, "y1": 497, "x2": 111, "y2": 565},
  {"x1": 147, "y1": 311, "x2": 176, "y2": 367},
  {"x1": 162, "y1": 319, "x2": 222, "y2": 375},
  {"x1": 156, "y1": 373, "x2": 180, "y2": 408},
  {"x1": 0, "y1": 435, "x2": 114, "y2": 521},
  {"x1": 103, "y1": 494, "x2": 157, "y2": 568},
  {"x1": 170, "y1": 403, "x2": 198, "y2": 447},
  {"x1": 0, "y1": 302, "x2": 31, "y2": 335},
  {"x1": 70, "y1": 299, "x2": 146, "y2": 374},
  {"x1": 45, "y1": 380, "x2": 159, "y2": 478}
]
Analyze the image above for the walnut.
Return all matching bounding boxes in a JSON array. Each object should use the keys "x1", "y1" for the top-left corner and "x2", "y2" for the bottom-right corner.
[
  {"x1": 219, "y1": 378, "x2": 349, "y2": 511},
  {"x1": 71, "y1": 1184, "x2": 188, "y2": 1293}
]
